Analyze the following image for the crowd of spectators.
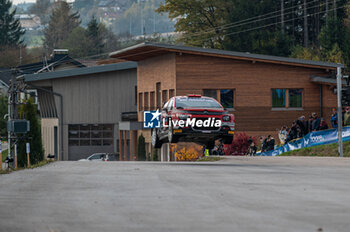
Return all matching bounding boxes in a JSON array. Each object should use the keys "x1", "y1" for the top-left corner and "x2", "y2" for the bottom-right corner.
[
  {"x1": 278, "y1": 112, "x2": 329, "y2": 145},
  {"x1": 331, "y1": 107, "x2": 350, "y2": 128}
]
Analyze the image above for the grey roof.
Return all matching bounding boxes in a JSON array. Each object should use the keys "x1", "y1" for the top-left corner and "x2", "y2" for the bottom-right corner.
[
  {"x1": 310, "y1": 75, "x2": 347, "y2": 85},
  {"x1": 24, "y1": 61, "x2": 137, "y2": 82},
  {"x1": 110, "y1": 42, "x2": 345, "y2": 69}
]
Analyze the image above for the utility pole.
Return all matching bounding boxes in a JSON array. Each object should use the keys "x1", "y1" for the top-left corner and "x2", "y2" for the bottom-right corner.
[
  {"x1": 281, "y1": 0, "x2": 284, "y2": 34},
  {"x1": 336, "y1": 66, "x2": 343, "y2": 157},
  {"x1": 9, "y1": 69, "x2": 18, "y2": 168}
]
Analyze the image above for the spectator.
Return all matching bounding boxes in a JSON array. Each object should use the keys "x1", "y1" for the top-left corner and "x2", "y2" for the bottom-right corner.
[
  {"x1": 319, "y1": 118, "x2": 329, "y2": 130},
  {"x1": 308, "y1": 115, "x2": 314, "y2": 132},
  {"x1": 278, "y1": 126, "x2": 288, "y2": 145},
  {"x1": 261, "y1": 136, "x2": 268, "y2": 152},
  {"x1": 266, "y1": 136, "x2": 275, "y2": 151},
  {"x1": 286, "y1": 121, "x2": 299, "y2": 143},
  {"x1": 311, "y1": 112, "x2": 321, "y2": 131},
  {"x1": 344, "y1": 107, "x2": 350, "y2": 126},
  {"x1": 296, "y1": 116, "x2": 307, "y2": 136},
  {"x1": 331, "y1": 108, "x2": 338, "y2": 128}
]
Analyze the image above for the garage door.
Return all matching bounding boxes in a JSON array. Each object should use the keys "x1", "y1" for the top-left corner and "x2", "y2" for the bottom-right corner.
[{"x1": 68, "y1": 124, "x2": 114, "y2": 160}]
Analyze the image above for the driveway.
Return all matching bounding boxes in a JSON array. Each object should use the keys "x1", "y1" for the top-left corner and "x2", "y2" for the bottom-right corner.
[{"x1": 0, "y1": 157, "x2": 349, "y2": 232}]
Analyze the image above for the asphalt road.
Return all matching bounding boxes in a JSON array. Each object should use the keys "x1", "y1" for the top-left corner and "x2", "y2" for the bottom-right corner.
[{"x1": 0, "y1": 157, "x2": 350, "y2": 232}]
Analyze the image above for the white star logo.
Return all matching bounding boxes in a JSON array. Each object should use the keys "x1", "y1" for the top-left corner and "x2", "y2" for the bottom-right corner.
[{"x1": 150, "y1": 109, "x2": 162, "y2": 121}]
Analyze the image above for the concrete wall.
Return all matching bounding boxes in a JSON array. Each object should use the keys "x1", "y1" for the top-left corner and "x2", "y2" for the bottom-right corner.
[{"x1": 41, "y1": 118, "x2": 59, "y2": 158}]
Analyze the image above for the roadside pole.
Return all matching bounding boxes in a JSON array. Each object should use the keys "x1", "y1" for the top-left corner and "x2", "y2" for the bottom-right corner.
[
  {"x1": 0, "y1": 141, "x2": 2, "y2": 170},
  {"x1": 14, "y1": 144, "x2": 17, "y2": 169},
  {"x1": 26, "y1": 143, "x2": 30, "y2": 168},
  {"x1": 337, "y1": 66, "x2": 343, "y2": 157}
]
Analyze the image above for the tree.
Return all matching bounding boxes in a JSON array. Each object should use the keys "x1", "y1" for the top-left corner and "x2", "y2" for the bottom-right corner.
[
  {"x1": 137, "y1": 134, "x2": 146, "y2": 161},
  {"x1": 0, "y1": 95, "x2": 7, "y2": 138},
  {"x1": 17, "y1": 99, "x2": 44, "y2": 167},
  {"x1": 29, "y1": 0, "x2": 51, "y2": 25},
  {"x1": 0, "y1": 0, "x2": 24, "y2": 47},
  {"x1": 44, "y1": 1, "x2": 80, "y2": 53},
  {"x1": 86, "y1": 16, "x2": 104, "y2": 55},
  {"x1": 61, "y1": 27, "x2": 92, "y2": 58}
]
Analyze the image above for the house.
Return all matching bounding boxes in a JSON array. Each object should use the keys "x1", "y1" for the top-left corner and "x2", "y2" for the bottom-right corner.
[
  {"x1": 0, "y1": 68, "x2": 11, "y2": 96},
  {"x1": 14, "y1": 14, "x2": 41, "y2": 30},
  {"x1": 18, "y1": 49, "x2": 85, "y2": 75},
  {"x1": 110, "y1": 42, "x2": 344, "y2": 153},
  {"x1": 24, "y1": 62, "x2": 139, "y2": 161}
]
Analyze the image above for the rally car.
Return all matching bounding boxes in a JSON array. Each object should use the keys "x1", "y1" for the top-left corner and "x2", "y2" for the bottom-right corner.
[{"x1": 151, "y1": 94, "x2": 235, "y2": 149}]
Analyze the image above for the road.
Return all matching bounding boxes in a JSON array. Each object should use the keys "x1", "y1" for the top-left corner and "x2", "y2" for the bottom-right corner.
[{"x1": 0, "y1": 157, "x2": 350, "y2": 232}]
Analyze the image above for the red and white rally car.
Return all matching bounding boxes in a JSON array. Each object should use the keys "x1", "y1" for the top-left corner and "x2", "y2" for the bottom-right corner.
[{"x1": 152, "y1": 94, "x2": 235, "y2": 149}]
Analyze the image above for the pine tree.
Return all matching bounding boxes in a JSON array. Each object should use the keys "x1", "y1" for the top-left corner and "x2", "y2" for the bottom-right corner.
[
  {"x1": 86, "y1": 16, "x2": 105, "y2": 55},
  {"x1": 0, "y1": 0, "x2": 24, "y2": 47},
  {"x1": 44, "y1": 1, "x2": 80, "y2": 53},
  {"x1": 17, "y1": 99, "x2": 44, "y2": 167}
]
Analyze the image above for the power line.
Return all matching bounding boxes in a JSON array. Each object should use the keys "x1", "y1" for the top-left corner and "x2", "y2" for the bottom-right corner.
[
  {"x1": 184, "y1": 0, "x2": 343, "y2": 40},
  {"x1": 184, "y1": 0, "x2": 326, "y2": 38}
]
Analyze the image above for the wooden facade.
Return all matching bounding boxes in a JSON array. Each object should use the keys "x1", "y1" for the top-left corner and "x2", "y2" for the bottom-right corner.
[{"x1": 111, "y1": 43, "x2": 341, "y2": 145}]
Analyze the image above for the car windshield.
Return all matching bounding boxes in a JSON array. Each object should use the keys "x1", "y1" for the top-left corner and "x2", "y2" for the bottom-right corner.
[
  {"x1": 175, "y1": 97, "x2": 222, "y2": 109},
  {"x1": 89, "y1": 154, "x2": 103, "y2": 160}
]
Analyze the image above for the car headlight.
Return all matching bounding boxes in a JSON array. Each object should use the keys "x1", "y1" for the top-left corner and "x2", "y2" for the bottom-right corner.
[{"x1": 222, "y1": 115, "x2": 231, "y2": 121}]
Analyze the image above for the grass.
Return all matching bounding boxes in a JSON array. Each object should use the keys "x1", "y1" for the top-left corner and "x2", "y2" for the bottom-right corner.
[
  {"x1": 1, "y1": 149, "x2": 8, "y2": 162},
  {"x1": 0, "y1": 159, "x2": 54, "y2": 174},
  {"x1": 280, "y1": 141, "x2": 350, "y2": 157},
  {"x1": 197, "y1": 156, "x2": 223, "y2": 162}
]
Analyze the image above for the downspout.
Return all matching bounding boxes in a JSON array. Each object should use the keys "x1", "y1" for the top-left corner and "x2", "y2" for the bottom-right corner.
[
  {"x1": 26, "y1": 83, "x2": 64, "y2": 161},
  {"x1": 320, "y1": 85, "x2": 323, "y2": 117}
]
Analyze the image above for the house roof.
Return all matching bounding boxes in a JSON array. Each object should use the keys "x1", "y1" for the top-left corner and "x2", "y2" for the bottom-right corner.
[
  {"x1": 24, "y1": 61, "x2": 137, "y2": 82},
  {"x1": 0, "y1": 68, "x2": 12, "y2": 86},
  {"x1": 18, "y1": 54, "x2": 85, "y2": 75},
  {"x1": 109, "y1": 42, "x2": 345, "y2": 70}
]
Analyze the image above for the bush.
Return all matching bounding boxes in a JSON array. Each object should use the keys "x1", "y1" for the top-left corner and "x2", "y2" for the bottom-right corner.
[
  {"x1": 225, "y1": 132, "x2": 257, "y2": 155},
  {"x1": 17, "y1": 99, "x2": 44, "y2": 167},
  {"x1": 175, "y1": 147, "x2": 200, "y2": 161},
  {"x1": 152, "y1": 149, "x2": 159, "y2": 161},
  {"x1": 137, "y1": 134, "x2": 146, "y2": 161}
]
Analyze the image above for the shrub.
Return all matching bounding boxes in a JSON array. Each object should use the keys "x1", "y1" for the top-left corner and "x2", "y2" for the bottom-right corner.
[
  {"x1": 225, "y1": 132, "x2": 257, "y2": 156},
  {"x1": 152, "y1": 149, "x2": 159, "y2": 161},
  {"x1": 137, "y1": 134, "x2": 146, "y2": 161},
  {"x1": 175, "y1": 147, "x2": 200, "y2": 161}
]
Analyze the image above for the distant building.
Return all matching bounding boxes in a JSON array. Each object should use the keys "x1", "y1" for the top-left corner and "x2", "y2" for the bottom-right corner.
[
  {"x1": 14, "y1": 14, "x2": 41, "y2": 31},
  {"x1": 24, "y1": 62, "x2": 138, "y2": 161},
  {"x1": 0, "y1": 68, "x2": 11, "y2": 96}
]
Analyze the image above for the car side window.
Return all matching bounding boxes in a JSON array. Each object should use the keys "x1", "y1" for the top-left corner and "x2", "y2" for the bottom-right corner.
[
  {"x1": 167, "y1": 98, "x2": 173, "y2": 111},
  {"x1": 162, "y1": 101, "x2": 168, "y2": 111}
]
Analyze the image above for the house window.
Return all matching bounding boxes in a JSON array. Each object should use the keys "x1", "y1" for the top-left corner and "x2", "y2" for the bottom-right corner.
[
  {"x1": 162, "y1": 90, "x2": 168, "y2": 105},
  {"x1": 220, "y1": 89, "x2": 234, "y2": 109},
  {"x1": 203, "y1": 89, "x2": 217, "y2": 99},
  {"x1": 272, "y1": 89, "x2": 286, "y2": 107},
  {"x1": 144, "y1": 92, "x2": 149, "y2": 111},
  {"x1": 203, "y1": 89, "x2": 234, "y2": 109},
  {"x1": 272, "y1": 89, "x2": 303, "y2": 108},
  {"x1": 169, "y1": 89, "x2": 175, "y2": 98},
  {"x1": 289, "y1": 89, "x2": 303, "y2": 108},
  {"x1": 139, "y1": 93, "x2": 143, "y2": 111},
  {"x1": 156, "y1": 82, "x2": 161, "y2": 109},
  {"x1": 134, "y1": 86, "x2": 137, "y2": 105},
  {"x1": 150, "y1": 91, "x2": 155, "y2": 110}
]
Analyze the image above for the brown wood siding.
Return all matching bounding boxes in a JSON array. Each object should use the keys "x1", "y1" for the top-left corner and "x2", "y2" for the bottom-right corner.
[
  {"x1": 175, "y1": 54, "x2": 336, "y2": 134},
  {"x1": 137, "y1": 53, "x2": 176, "y2": 121}
]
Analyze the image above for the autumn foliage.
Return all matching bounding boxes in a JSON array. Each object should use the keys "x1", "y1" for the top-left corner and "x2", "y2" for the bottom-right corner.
[{"x1": 224, "y1": 132, "x2": 257, "y2": 156}]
